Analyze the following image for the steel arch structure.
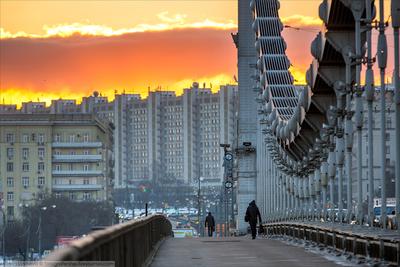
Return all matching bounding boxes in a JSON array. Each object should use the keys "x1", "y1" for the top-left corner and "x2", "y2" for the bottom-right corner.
[{"x1": 246, "y1": 0, "x2": 399, "y2": 229}]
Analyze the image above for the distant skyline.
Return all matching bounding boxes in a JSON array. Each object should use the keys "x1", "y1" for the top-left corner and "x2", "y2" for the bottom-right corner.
[{"x1": 0, "y1": 0, "x2": 394, "y2": 106}]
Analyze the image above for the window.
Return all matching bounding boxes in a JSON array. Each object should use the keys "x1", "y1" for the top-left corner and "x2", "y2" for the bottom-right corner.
[
  {"x1": 38, "y1": 162, "x2": 45, "y2": 171},
  {"x1": 84, "y1": 150, "x2": 89, "y2": 155},
  {"x1": 22, "y1": 134, "x2": 29, "y2": 143},
  {"x1": 7, "y1": 177, "x2": 14, "y2": 187},
  {"x1": 83, "y1": 165, "x2": 89, "y2": 171},
  {"x1": 83, "y1": 179, "x2": 89, "y2": 185},
  {"x1": 7, "y1": 192, "x2": 14, "y2": 201},
  {"x1": 386, "y1": 145, "x2": 390, "y2": 154},
  {"x1": 69, "y1": 135, "x2": 75, "y2": 142},
  {"x1": 22, "y1": 177, "x2": 29, "y2": 187},
  {"x1": 38, "y1": 133, "x2": 45, "y2": 143},
  {"x1": 7, "y1": 206, "x2": 14, "y2": 217},
  {"x1": 38, "y1": 177, "x2": 45, "y2": 186},
  {"x1": 6, "y1": 148, "x2": 14, "y2": 159},
  {"x1": 6, "y1": 133, "x2": 14, "y2": 143},
  {"x1": 7, "y1": 163, "x2": 13, "y2": 172},
  {"x1": 387, "y1": 118, "x2": 392, "y2": 128},
  {"x1": 55, "y1": 164, "x2": 61, "y2": 171},
  {"x1": 55, "y1": 134, "x2": 61, "y2": 142},
  {"x1": 22, "y1": 163, "x2": 29, "y2": 172},
  {"x1": 83, "y1": 192, "x2": 91, "y2": 200},
  {"x1": 69, "y1": 192, "x2": 76, "y2": 200},
  {"x1": 22, "y1": 148, "x2": 29, "y2": 159},
  {"x1": 38, "y1": 148, "x2": 45, "y2": 158},
  {"x1": 83, "y1": 133, "x2": 89, "y2": 142}
]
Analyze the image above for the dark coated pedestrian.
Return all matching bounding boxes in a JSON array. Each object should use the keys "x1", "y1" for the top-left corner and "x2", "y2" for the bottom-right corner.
[
  {"x1": 205, "y1": 212, "x2": 215, "y2": 237},
  {"x1": 245, "y1": 200, "x2": 262, "y2": 239}
]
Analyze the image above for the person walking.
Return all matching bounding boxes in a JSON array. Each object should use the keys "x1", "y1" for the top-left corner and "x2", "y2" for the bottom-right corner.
[
  {"x1": 205, "y1": 212, "x2": 215, "y2": 237},
  {"x1": 245, "y1": 200, "x2": 262, "y2": 239}
]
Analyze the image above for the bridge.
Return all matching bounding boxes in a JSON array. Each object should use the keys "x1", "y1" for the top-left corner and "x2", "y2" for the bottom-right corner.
[
  {"x1": 44, "y1": 0, "x2": 399, "y2": 266},
  {"x1": 44, "y1": 215, "x2": 399, "y2": 266}
]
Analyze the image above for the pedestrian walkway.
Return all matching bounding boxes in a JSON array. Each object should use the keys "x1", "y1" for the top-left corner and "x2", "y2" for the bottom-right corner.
[{"x1": 150, "y1": 237, "x2": 342, "y2": 267}]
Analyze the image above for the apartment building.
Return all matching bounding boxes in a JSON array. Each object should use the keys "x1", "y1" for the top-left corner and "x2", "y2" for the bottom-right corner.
[
  {"x1": 0, "y1": 114, "x2": 113, "y2": 220},
  {"x1": 0, "y1": 84, "x2": 238, "y2": 191},
  {"x1": 351, "y1": 89, "x2": 397, "y2": 202}
]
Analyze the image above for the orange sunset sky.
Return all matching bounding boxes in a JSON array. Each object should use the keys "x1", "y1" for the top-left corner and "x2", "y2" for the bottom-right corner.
[{"x1": 0, "y1": 0, "x2": 394, "y2": 107}]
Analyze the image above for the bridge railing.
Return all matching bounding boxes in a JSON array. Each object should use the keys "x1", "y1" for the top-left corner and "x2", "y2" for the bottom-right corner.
[
  {"x1": 263, "y1": 221, "x2": 400, "y2": 265},
  {"x1": 44, "y1": 214, "x2": 172, "y2": 267}
]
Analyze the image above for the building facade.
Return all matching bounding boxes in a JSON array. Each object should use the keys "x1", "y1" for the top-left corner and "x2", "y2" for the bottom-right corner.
[
  {"x1": 126, "y1": 83, "x2": 238, "y2": 187},
  {"x1": 0, "y1": 114, "x2": 113, "y2": 220},
  {"x1": 0, "y1": 84, "x2": 237, "y2": 208},
  {"x1": 351, "y1": 90, "x2": 397, "y2": 206}
]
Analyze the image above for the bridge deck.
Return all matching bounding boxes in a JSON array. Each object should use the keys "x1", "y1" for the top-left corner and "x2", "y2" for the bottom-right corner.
[{"x1": 150, "y1": 237, "x2": 342, "y2": 267}]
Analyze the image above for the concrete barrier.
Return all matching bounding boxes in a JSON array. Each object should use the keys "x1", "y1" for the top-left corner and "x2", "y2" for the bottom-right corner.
[{"x1": 44, "y1": 215, "x2": 172, "y2": 267}]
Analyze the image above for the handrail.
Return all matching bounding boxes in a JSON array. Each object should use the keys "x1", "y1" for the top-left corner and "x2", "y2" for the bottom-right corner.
[
  {"x1": 44, "y1": 214, "x2": 172, "y2": 267},
  {"x1": 263, "y1": 221, "x2": 400, "y2": 265}
]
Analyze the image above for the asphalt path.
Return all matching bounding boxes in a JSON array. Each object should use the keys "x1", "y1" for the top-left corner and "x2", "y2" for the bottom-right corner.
[{"x1": 150, "y1": 236, "x2": 345, "y2": 267}]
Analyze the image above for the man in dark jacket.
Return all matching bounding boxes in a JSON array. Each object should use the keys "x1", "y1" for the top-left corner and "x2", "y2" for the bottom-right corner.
[
  {"x1": 205, "y1": 212, "x2": 215, "y2": 237},
  {"x1": 245, "y1": 200, "x2": 262, "y2": 239}
]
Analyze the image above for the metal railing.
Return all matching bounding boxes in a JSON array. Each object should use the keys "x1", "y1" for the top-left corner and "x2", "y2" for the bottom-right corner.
[
  {"x1": 263, "y1": 221, "x2": 400, "y2": 265},
  {"x1": 44, "y1": 215, "x2": 172, "y2": 267}
]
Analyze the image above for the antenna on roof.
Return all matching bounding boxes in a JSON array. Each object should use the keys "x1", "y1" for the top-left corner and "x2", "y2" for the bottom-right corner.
[{"x1": 233, "y1": 75, "x2": 238, "y2": 83}]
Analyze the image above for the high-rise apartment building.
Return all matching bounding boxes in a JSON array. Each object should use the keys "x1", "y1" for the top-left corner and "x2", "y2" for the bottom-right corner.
[
  {"x1": 123, "y1": 83, "x2": 238, "y2": 187},
  {"x1": 0, "y1": 114, "x2": 113, "y2": 220},
  {"x1": 351, "y1": 90, "x2": 397, "y2": 203},
  {"x1": 0, "y1": 84, "x2": 237, "y2": 195}
]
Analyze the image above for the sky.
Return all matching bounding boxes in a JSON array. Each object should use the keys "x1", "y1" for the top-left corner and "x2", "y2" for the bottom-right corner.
[{"x1": 0, "y1": 0, "x2": 394, "y2": 106}]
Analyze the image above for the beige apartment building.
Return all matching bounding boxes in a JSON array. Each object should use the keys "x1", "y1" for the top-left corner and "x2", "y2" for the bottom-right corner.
[{"x1": 0, "y1": 114, "x2": 113, "y2": 220}]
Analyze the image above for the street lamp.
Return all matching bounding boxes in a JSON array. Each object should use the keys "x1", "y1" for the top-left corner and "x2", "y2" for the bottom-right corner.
[
  {"x1": 38, "y1": 205, "x2": 56, "y2": 259},
  {"x1": 197, "y1": 177, "x2": 204, "y2": 237}
]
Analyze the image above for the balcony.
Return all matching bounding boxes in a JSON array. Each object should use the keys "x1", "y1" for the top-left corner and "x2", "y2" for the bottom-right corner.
[
  {"x1": 52, "y1": 184, "x2": 103, "y2": 191},
  {"x1": 52, "y1": 142, "x2": 102, "y2": 148},
  {"x1": 52, "y1": 170, "x2": 103, "y2": 176},
  {"x1": 52, "y1": 154, "x2": 102, "y2": 162}
]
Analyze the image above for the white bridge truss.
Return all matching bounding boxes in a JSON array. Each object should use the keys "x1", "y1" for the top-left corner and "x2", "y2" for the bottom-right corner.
[{"x1": 247, "y1": 0, "x2": 400, "y2": 229}]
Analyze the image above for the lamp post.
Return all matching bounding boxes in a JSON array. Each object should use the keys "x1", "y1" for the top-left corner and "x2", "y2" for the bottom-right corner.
[
  {"x1": 220, "y1": 143, "x2": 233, "y2": 236},
  {"x1": 197, "y1": 177, "x2": 204, "y2": 237},
  {"x1": 38, "y1": 205, "x2": 56, "y2": 259}
]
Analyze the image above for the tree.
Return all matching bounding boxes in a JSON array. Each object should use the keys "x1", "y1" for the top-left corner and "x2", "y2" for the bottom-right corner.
[{"x1": 6, "y1": 195, "x2": 114, "y2": 256}]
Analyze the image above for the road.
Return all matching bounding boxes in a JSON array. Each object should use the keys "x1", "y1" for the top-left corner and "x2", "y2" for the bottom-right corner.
[{"x1": 150, "y1": 236, "x2": 347, "y2": 267}]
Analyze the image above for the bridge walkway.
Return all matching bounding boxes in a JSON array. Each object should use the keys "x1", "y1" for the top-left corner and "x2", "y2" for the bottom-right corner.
[{"x1": 150, "y1": 237, "x2": 342, "y2": 267}]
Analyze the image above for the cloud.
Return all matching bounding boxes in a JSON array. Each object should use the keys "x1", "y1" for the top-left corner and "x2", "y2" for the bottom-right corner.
[
  {"x1": 0, "y1": 28, "x2": 237, "y2": 106},
  {"x1": 0, "y1": 14, "x2": 321, "y2": 40},
  {"x1": 0, "y1": 12, "x2": 237, "y2": 39},
  {"x1": 281, "y1": 15, "x2": 322, "y2": 28},
  {"x1": 157, "y1": 11, "x2": 187, "y2": 24}
]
